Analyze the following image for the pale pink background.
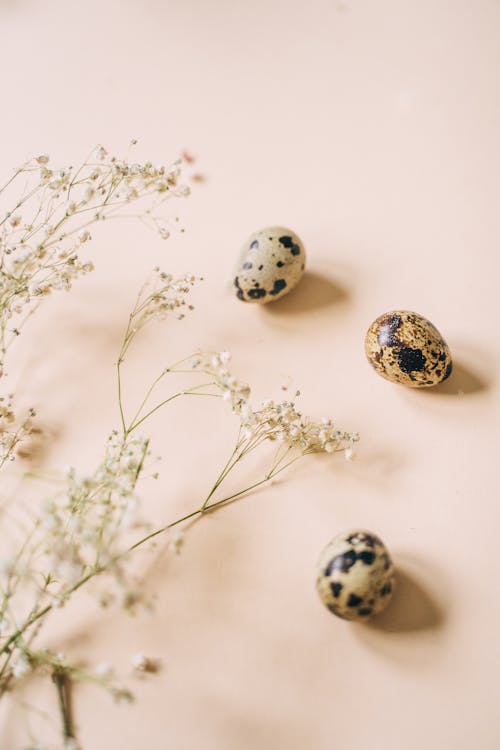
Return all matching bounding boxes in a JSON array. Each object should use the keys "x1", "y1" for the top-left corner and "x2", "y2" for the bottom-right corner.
[{"x1": 1, "y1": 0, "x2": 499, "y2": 748}]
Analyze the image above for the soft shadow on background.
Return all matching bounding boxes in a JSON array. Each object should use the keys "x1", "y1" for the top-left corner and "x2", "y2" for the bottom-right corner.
[
  {"x1": 427, "y1": 359, "x2": 490, "y2": 396},
  {"x1": 352, "y1": 562, "x2": 450, "y2": 667},
  {"x1": 262, "y1": 271, "x2": 350, "y2": 315},
  {"x1": 368, "y1": 567, "x2": 445, "y2": 633},
  {"x1": 325, "y1": 445, "x2": 406, "y2": 488}
]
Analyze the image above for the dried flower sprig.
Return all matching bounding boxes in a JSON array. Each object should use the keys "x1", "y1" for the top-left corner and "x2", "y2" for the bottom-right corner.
[
  {"x1": 0, "y1": 145, "x2": 188, "y2": 368},
  {"x1": 0, "y1": 145, "x2": 190, "y2": 467},
  {"x1": 0, "y1": 303, "x2": 357, "y2": 726},
  {"x1": 0, "y1": 394, "x2": 35, "y2": 469},
  {"x1": 0, "y1": 148, "x2": 358, "y2": 749}
]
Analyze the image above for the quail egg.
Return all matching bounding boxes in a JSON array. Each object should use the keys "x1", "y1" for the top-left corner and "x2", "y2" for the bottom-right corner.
[
  {"x1": 234, "y1": 226, "x2": 305, "y2": 303},
  {"x1": 365, "y1": 310, "x2": 452, "y2": 387},
  {"x1": 316, "y1": 529, "x2": 395, "y2": 621}
]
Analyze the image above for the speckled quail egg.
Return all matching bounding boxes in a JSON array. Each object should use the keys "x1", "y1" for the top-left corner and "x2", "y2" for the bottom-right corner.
[
  {"x1": 316, "y1": 530, "x2": 395, "y2": 621},
  {"x1": 233, "y1": 226, "x2": 306, "y2": 303},
  {"x1": 365, "y1": 310, "x2": 452, "y2": 388}
]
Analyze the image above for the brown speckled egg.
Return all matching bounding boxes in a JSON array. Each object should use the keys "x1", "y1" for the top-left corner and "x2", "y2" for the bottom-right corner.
[
  {"x1": 316, "y1": 530, "x2": 395, "y2": 621},
  {"x1": 233, "y1": 226, "x2": 305, "y2": 303},
  {"x1": 365, "y1": 310, "x2": 452, "y2": 388}
]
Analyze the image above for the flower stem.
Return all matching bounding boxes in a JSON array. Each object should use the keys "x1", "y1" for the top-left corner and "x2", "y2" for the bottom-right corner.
[
  {"x1": 0, "y1": 452, "x2": 304, "y2": 663},
  {"x1": 52, "y1": 670, "x2": 76, "y2": 743},
  {"x1": 127, "y1": 383, "x2": 219, "y2": 434}
]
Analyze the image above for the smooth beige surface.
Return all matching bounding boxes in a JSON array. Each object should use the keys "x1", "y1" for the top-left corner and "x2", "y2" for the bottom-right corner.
[{"x1": 1, "y1": 1, "x2": 500, "y2": 748}]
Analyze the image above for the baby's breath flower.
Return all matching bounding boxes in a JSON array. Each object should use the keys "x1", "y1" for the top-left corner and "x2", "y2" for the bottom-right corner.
[
  {"x1": 78, "y1": 229, "x2": 91, "y2": 243},
  {"x1": 0, "y1": 148, "x2": 192, "y2": 468},
  {"x1": 188, "y1": 352, "x2": 357, "y2": 457},
  {"x1": 12, "y1": 654, "x2": 31, "y2": 679},
  {"x1": 95, "y1": 662, "x2": 114, "y2": 678},
  {"x1": 131, "y1": 652, "x2": 160, "y2": 674},
  {"x1": 94, "y1": 145, "x2": 108, "y2": 161},
  {"x1": 112, "y1": 687, "x2": 134, "y2": 705},
  {"x1": 122, "y1": 268, "x2": 198, "y2": 336},
  {"x1": 0, "y1": 617, "x2": 9, "y2": 633},
  {"x1": 167, "y1": 529, "x2": 184, "y2": 554},
  {"x1": 0, "y1": 154, "x2": 358, "y2": 748}
]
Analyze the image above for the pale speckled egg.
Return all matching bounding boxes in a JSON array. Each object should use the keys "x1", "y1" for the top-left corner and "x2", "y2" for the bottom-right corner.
[
  {"x1": 234, "y1": 226, "x2": 306, "y2": 303},
  {"x1": 316, "y1": 530, "x2": 395, "y2": 621},
  {"x1": 365, "y1": 310, "x2": 453, "y2": 388}
]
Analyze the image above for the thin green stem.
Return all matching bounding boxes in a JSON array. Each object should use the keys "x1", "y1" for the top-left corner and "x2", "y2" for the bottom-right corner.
[
  {"x1": 126, "y1": 354, "x2": 198, "y2": 432},
  {"x1": 0, "y1": 184, "x2": 42, "y2": 229},
  {"x1": 116, "y1": 358, "x2": 127, "y2": 436},
  {"x1": 127, "y1": 368, "x2": 169, "y2": 432},
  {"x1": 127, "y1": 383, "x2": 218, "y2": 434},
  {"x1": 0, "y1": 567, "x2": 101, "y2": 658},
  {"x1": 200, "y1": 428, "x2": 242, "y2": 511},
  {"x1": 0, "y1": 164, "x2": 28, "y2": 198},
  {"x1": 115, "y1": 313, "x2": 135, "y2": 436},
  {"x1": 0, "y1": 448, "x2": 306, "y2": 663}
]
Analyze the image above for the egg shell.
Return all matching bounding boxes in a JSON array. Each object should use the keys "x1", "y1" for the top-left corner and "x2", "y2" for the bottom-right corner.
[
  {"x1": 316, "y1": 530, "x2": 395, "y2": 621},
  {"x1": 234, "y1": 226, "x2": 306, "y2": 303},
  {"x1": 365, "y1": 310, "x2": 453, "y2": 388}
]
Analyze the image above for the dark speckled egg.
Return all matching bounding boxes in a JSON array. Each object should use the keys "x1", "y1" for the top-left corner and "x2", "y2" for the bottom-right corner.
[
  {"x1": 316, "y1": 530, "x2": 395, "y2": 621},
  {"x1": 365, "y1": 310, "x2": 452, "y2": 388},
  {"x1": 234, "y1": 226, "x2": 306, "y2": 303}
]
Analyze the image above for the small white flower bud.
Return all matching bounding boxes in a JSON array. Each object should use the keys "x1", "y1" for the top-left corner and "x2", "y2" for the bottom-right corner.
[{"x1": 78, "y1": 230, "x2": 91, "y2": 243}]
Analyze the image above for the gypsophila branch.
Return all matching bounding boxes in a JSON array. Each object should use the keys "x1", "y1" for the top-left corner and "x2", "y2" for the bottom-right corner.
[
  {"x1": 0, "y1": 339, "x2": 358, "y2": 687},
  {"x1": 0, "y1": 148, "x2": 358, "y2": 748},
  {"x1": 0, "y1": 144, "x2": 191, "y2": 467}
]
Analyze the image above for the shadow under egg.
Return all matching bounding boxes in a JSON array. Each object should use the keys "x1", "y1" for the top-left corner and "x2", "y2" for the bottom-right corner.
[
  {"x1": 426, "y1": 359, "x2": 490, "y2": 396},
  {"x1": 261, "y1": 271, "x2": 350, "y2": 315},
  {"x1": 367, "y1": 568, "x2": 445, "y2": 634}
]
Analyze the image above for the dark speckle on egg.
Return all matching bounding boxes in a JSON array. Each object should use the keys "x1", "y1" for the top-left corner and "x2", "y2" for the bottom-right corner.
[
  {"x1": 233, "y1": 276, "x2": 245, "y2": 301},
  {"x1": 330, "y1": 582, "x2": 343, "y2": 598},
  {"x1": 269, "y1": 279, "x2": 287, "y2": 295},
  {"x1": 397, "y1": 347, "x2": 426, "y2": 373},
  {"x1": 358, "y1": 550, "x2": 376, "y2": 565},
  {"x1": 325, "y1": 550, "x2": 357, "y2": 575},
  {"x1": 347, "y1": 593, "x2": 363, "y2": 607},
  {"x1": 247, "y1": 288, "x2": 266, "y2": 299},
  {"x1": 380, "y1": 582, "x2": 392, "y2": 597}
]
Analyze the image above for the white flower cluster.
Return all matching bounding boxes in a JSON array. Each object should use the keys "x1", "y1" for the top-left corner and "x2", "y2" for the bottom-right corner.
[
  {"x1": 0, "y1": 238, "x2": 359, "y2": 744},
  {"x1": 191, "y1": 351, "x2": 359, "y2": 456},
  {"x1": 191, "y1": 350, "x2": 250, "y2": 405},
  {"x1": 0, "y1": 394, "x2": 35, "y2": 468},
  {"x1": 40, "y1": 432, "x2": 151, "y2": 595},
  {"x1": 0, "y1": 146, "x2": 191, "y2": 468},
  {"x1": 131, "y1": 268, "x2": 198, "y2": 331},
  {"x1": 0, "y1": 145, "x2": 190, "y2": 376},
  {"x1": 131, "y1": 652, "x2": 160, "y2": 674}
]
